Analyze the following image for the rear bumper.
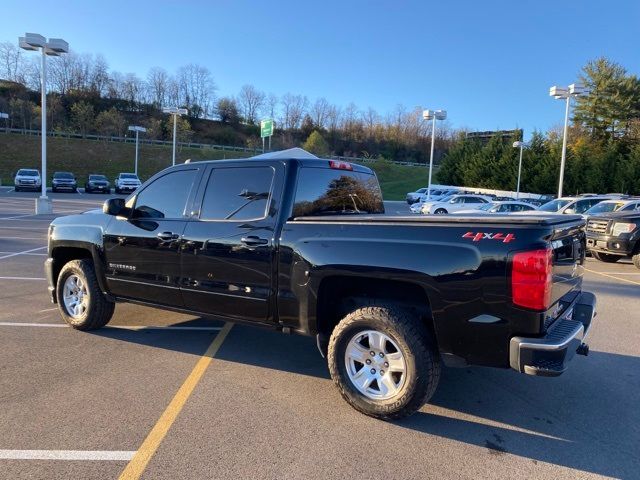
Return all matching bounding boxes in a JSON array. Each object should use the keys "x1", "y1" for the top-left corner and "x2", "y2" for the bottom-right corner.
[{"x1": 509, "y1": 291, "x2": 596, "y2": 377}]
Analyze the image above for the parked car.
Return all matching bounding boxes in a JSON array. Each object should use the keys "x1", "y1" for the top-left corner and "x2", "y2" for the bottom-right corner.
[
  {"x1": 406, "y1": 187, "x2": 428, "y2": 204},
  {"x1": 455, "y1": 201, "x2": 538, "y2": 214},
  {"x1": 584, "y1": 199, "x2": 640, "y2": 216},
  {"x1": 420, "y1": 194, "x2": 492, "y2": 214},
  {"x1": 13, "y1": 168, "x2": 41, "y2": 192},
  {"x1": 44, "y1": 154, "x2": 595, "y2": 419},
  {"x1": 51, "y1": 171, "x2": 78, "y2": 193},
  {"x1": 114, "y1": 173, "x2": 142, "y2": 194},
  {"x1": 415, "y1": 189, "x2": 459, "y2": 204},
  {"x1": 539, "y1": 195, "x2": 623, "y2": 216},
  {"x1": 84, "y1": 174, "x2": 111, "y2": 194},
  {"x1": 586, "y1": 210, "x2": 640, "y2": 267}
]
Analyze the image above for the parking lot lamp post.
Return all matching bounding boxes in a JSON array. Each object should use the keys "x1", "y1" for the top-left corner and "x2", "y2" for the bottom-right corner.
[
  {"x1": 19, "y1": 33, "x2": 69, "y2": 214},
  {"x1": 128, "y1": 126, "x2": 147, "y2": 175},
  {"x1": 549, "y1": 83, "x2": 586, "y2": 198},
  {"x1": 0, "y1": 112, "x2": 8, "y2": 132},
  {"x1": 512, "y1": 141, "x2": 526, "y2": 199},
  {"x1": 422, "y1": 109, "x2": 447, "y2": 201},
  {"x1": 162, "y1": 107, "x2": 188, "y2": 166}
]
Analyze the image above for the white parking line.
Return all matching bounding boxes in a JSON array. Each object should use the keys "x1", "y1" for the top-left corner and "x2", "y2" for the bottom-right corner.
[
  {"x1": 0, "y1": 237, "x2": 46, "y2": 240},
  {"x1": 594, "y1": 271, "x2": 640, "y2": 275},
  {"x1": 0, "y1": 450, "x2": 136, "y2": 461},
  {"x1": 0, "y1": 277, "x2": 46, "y2": 280},
  {"x1": 0, "y1": 247, "x2": 47, "y2": 260},
  {"x1": 0, "y1": 213, "x2": 37, "y2": 219},
  {"x1": 0, "y1": 251, "x2": 46, "y2": 256},
  {"x1": 0, "y1": 322, "x2": 223, "y2": 331}
]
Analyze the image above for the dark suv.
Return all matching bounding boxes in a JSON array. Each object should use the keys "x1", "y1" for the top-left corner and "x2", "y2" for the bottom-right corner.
[
  {"x1": 52, "y1": 171, "x2": 78, "y2": 193},
  {"x1": 586, "y1": 211, "x2": 640, "y2": 268}
]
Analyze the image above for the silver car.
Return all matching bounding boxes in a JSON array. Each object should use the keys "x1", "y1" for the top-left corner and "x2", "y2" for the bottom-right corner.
[{"x1": 14, "y1": 169, "x2": 42, "y2": 192}]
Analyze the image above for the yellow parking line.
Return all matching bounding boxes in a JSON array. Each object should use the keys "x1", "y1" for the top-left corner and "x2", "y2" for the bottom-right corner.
[
  {"x1": 118, "y1": 322, "x2": 233, "y2": 480},
  {"x1": 584, "y1": 268, "x2": 640, "y2": 286}
]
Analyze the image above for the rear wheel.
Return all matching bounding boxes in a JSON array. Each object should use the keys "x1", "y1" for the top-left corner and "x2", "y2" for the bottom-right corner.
[
  {"x1": 56, "y1": 259, "x2": 115, "y2": 330},
  {"x1": 434, "y1": 208, "x2": 448, "y2": 215},
  {"x1": 328, "y1": 305, "x2": 440, "y2": 420},
  {"x1": 592, "y1": 252, "x2": 620, "y2": 263}
]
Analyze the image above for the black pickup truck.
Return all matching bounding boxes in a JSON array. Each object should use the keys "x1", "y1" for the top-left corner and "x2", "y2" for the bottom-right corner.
[
  {"x1": 45, "y1": 154, "x2": 596, "y2": 419},
  {"x1": 586, "y1": 210, "x2": 640, "y2": 268}
]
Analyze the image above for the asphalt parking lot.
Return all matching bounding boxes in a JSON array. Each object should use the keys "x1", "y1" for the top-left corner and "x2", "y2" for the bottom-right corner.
[{"x1": 0, "y1": 187, "x2": 638, "y2": 480}]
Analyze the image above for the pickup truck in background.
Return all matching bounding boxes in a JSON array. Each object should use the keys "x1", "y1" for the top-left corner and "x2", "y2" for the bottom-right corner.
[
  {"x1": 587, "y1": 210, "x2": 640, "y2": 268},
  {"x1": 45, "y1": 152, "x2": 596, "y2": 419}
]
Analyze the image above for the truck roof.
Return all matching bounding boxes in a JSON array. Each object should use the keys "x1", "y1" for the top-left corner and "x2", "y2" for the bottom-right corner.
[{"x1": 177, "y1": 157, "x2": 376, "y2": 175}]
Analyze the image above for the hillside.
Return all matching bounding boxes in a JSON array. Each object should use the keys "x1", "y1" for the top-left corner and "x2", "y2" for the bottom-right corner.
[{"x1": 0, "y1": 133, "x2": 430, "y2": 200}]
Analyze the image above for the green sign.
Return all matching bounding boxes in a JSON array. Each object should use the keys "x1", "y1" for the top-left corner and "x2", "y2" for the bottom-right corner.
[{"x1": 260, "y1": 119, "x2": 274, "y2": 138}]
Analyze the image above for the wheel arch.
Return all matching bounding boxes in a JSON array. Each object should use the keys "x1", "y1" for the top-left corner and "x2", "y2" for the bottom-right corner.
[{"x1": 314, "y1": 275, "x2": 437, "y2": 353}]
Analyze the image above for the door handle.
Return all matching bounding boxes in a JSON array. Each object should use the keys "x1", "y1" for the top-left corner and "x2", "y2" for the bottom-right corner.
[
  {"x1": 241, "y1": 236, "x2": 268, "y2": 246},
  {"x1": 157, "y1": 231, "x2": 180, "y2": 242}
]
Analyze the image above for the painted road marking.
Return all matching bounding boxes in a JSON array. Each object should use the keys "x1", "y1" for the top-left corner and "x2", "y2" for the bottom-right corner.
[
  {"x1": 0, "y1": 213, "x2": 37, "y2": 219},
  {"x1": 0, "y1": 277, "x2": 46, "y2": 281},
  {"x1": 0, "y1": 450, "x2": 136, "y2": 461},
  {"x1": 0, "y1": 237, "x2": 46, "y2": 240},
  {"x1": 0, "y1": 246, "x2": 47, "y2": 260},
  {"x1": 585, "y1": 268, "x2": 640, "y2": 286},
  {"x1": 118, "y1": 322, "x2": 233, "y2": 480},
  {"x1": 0, "y1": 322, "x2": 224, "y2": 331},
  {"x1": 0, "y1": 251, "x2": 46, "y2": 256}
]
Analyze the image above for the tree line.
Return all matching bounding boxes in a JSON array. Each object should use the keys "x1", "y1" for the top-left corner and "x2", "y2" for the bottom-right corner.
[{"x1": 1, "y1": 39, "x2": 638, "y2": 192}]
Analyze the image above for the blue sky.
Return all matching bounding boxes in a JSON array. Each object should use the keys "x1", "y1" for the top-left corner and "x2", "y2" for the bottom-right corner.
[{"x1": 2, "y1": 0, "x2": 638, "y2": 139}]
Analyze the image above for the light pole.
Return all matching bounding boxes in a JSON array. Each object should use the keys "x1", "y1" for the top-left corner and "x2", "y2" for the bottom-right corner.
[
  {"x1": 0, "y1": 112, "x2": 8, "y2": 132},
  {"x1": 128, "y1": 125, "x2": 146, "y2": 175},
  {"x1": 549, "y1": 83, "x2": 586, "y2": 198},
  {"x1": 162, "y1": 107, "x2": 188, "y2": 166},
  {"x1": 512, "y1": 141, "x2": 527, "y2": 199},
  {"x1": 19, "y1": 33, "x2": 69, "y2": 214},
  {"x1": 422, "y1": 109, "x2": 447, "y2": 200}
]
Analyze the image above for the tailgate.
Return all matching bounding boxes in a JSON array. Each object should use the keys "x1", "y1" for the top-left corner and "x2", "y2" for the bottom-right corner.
[{"x1": 549, "y1": 220, "x2": 586, "y2": 309}]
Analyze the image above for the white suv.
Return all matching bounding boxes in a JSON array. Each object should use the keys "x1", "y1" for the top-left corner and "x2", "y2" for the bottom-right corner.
[
  {"x1": 14, "y1": 169, "x2": 42, "y2": 192},
  {"x1": 114, "y1": 173, "x2": 142, "y2": 194}
]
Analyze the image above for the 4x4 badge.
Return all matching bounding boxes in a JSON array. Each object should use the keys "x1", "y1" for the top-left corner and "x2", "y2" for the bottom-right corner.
[{"x1": 462, "y1": 232, "x2": 516, "y2": 243}]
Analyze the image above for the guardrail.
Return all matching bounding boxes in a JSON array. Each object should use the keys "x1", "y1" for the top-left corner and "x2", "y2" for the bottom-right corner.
[{"x1": 1, "y1": 128, "x2": 429, "y2": 167}]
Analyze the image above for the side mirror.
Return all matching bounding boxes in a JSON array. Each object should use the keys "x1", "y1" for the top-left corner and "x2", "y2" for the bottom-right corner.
[{"x1": 103, "y1": 198, "x2": 127, "y2": 216}]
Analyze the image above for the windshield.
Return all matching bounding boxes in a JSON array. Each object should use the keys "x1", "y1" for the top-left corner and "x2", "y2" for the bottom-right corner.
[
  {"x1": 54, "y1": 172, "x2": 74, "y2": 179},
  {"x1": 18, "y1": 169, "x2": 38, "y2": 176},
  {"x1": 478, "y1": 203, "x2": 495, "y2": 211},
  {"x1": 437, "y1": 195, "x2": 454, "y2": 203},
  {"x1": 585, "y1": 202, "x2": 625, "y2": 215},
  {"x1": 121, "y1": 174, "x2": 139, "y2": 179},
  {"x1": 89, "y1": 175, "x2": 107, "y2": 181},
  {"x1": 539, "y1": 199, "x2": 571, "y2": 212}
]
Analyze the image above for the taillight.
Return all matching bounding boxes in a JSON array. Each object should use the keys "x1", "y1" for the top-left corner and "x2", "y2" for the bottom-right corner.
[
  {"x1": 329, "y1": 160, "x2": 353, "y2": 171},
  {"x1": 512, "y1": 249, "x2": 553, "y2": 311}
]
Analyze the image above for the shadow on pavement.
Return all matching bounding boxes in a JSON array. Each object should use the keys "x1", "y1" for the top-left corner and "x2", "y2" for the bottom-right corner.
[{"x1": 91, "y1": 321, "x2": 639, "y2": 478}]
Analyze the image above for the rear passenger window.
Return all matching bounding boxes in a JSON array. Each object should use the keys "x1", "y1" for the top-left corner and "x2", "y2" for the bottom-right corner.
[
  {"x1": 200, "y1": 167, "x2": 274, "y2": 221},
  {"x1": 133, "y1": 170, "x2": 197, "y2": 219}
]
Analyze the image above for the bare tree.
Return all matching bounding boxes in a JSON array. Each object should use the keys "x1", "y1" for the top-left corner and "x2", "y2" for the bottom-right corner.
[
  {"x1": 176, "y1": 63, "x2": 216, "y2": 118},
  {"x1": 237, "y1": 84, "x2": 265, "y2": 124},
  {"x1": 281, "y1": 93, "x2": 308, "y2": 129},
  {"x1": 361, "y1": 107, "x2": 380, "y2": 137},
  {"x1": 0, "y1": 42, "x2": 26, "y2": 83},
  {"x1": 264, "y1": 93, "x2": 279, "y2": 120},
  {"x1": 121, "y1": 72, "x2": 145, "y2": 108},
  {"x1": 146, "y1": 67, "x2": 170, "y2": 108},
  {"x1": 310, "y1": 97, "x2": 330, "y2": 129},
  {"x1": 326, "y1": 104, "x2": 342, "y2": 132}
]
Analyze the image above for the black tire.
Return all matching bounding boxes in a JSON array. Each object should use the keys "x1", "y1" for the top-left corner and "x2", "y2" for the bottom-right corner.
[
  {"x1": 115, "y1": 187, "x2": 120, "y2": 194},
  {"x1": 434, "y1": 208, "x2": 448, "y2": 215},
  {"x1": 14, "y1": 187, "x2": 20, "y2": 192},
  {"x1": 592, "y1": 252, "x2": 620, "y2": 263},
  {"x1": 633, "y1": 253, "x2": 640, "y2": 270},
  {"x1": 327, "y1": 305, "x2": 441, "y2": 420},
  {"x1": 56, "y1": 259, "x2": 115, "y2": 330}
]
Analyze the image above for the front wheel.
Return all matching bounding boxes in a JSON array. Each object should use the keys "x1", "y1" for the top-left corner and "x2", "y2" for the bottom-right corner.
[
  {"x1": 434, "y1": 208, "x2": 448, "y2": 215},
  {"x1": 56, "y1": 259, "x2": 115, "y2": 330},
  {"x1": 592, "y1": 252, "x2": 620, "y2": 263},
  {"x1": 328, "y1": 305, "x2": 440, "y2": 420}
]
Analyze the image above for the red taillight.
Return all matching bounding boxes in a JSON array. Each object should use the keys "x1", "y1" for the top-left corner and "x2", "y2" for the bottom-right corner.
[
  {"x1": 512, "y1": 249, "x2": 553, "y2": 311},
  {"x1": 329, "y1": 160, "x2": 353, "y2": 171}
]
